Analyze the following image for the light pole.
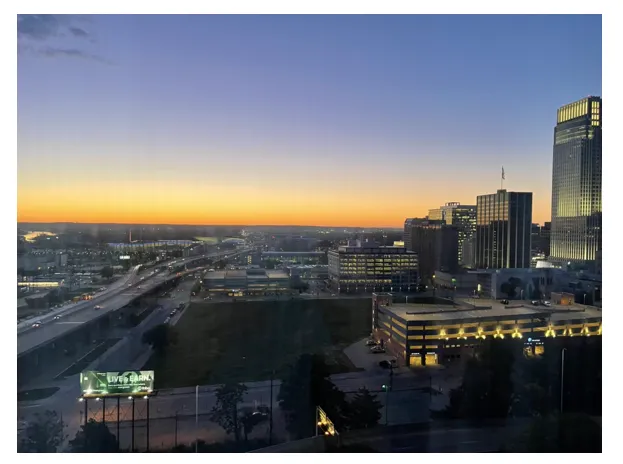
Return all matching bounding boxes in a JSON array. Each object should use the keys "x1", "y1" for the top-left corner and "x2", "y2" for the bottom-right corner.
[
  {"x1": 560, "y1": 348, "x2": 567, "y2": 413},
  {"x1": 583, "y1": 293, "x2": 587, "y2": 305}
]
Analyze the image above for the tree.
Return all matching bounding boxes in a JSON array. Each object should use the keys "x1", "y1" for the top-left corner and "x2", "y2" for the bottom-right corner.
[
  {"x1": 100, "y1": 266, "x2": 114, "y2": 279},
  {"x1": 141, "y1": 323, "x2": 178, "y2": 355},
  {"x1": 240, "y1": 410, "x2": 268, "y2": 442},
  {"x1": 191, "y1": 281, "x2": 202, "y2": 295},
  {"x1": 500, "y1": 277, "x2": 522, "y2": 299},
  {"x1": 210, "y1": 383, "x2": 248, "y2": 441},
  {"x1": 278, "y1": 354, "x2": 347, "y2": 439},
  {"x1": 18, "y1": 410, "x2": 66, "y2": 453},
  {"x1": 345, "y1": 388, "x2": 382, "y2": 430},
  {"x1": 68, "y1": 419, "x2": 119, "y2": 452},
  {"x1": 443, "y1": 339, "x2": 518, "y2": 420}
]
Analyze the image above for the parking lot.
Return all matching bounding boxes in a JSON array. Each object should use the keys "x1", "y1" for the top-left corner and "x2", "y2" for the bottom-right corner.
[{"x1": 343, "y1": 337, "x2": 405, "y2": 373}]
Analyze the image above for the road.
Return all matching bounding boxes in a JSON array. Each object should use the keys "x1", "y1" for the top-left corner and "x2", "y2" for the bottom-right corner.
[
  {"x1": 17, "y1": 249, "x2": 249, "y2": 356},
  {"x1": 16, "y1": 265, "x2": 141, "y2": 331}
]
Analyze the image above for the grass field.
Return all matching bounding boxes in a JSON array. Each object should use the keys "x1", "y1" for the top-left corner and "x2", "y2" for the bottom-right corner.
[{"x1": 145, "y1": 298, "x2": 371, "y2": 389}]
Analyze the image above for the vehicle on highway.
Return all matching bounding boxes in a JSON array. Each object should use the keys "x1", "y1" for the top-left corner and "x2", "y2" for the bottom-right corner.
[
  {"x1": 370, "y1": 345, "x2": 386, "y2": 354},
  {"x1": 544, "y1": 301, "x2": 551, "y2": 306},
  {"x1": 531, "y1": 300, "x2": 539, "y2": 306},
  {"x1": 331, "y1": 293, "x2": 336, "y2": 296},
  {"x1": 53, "y1": 315, "x2": 61, "y2": 320},
  {"x1": 137, "y1": 286, "x2": 142, "y2": 289},
  {"x1": 164, "y1": 317, "x2": 171, "y2": 324},
  {"x1": 94, "y1": 305, "x2": 102, "y2": 310},
  {"x1": 500, "y1": 299, "x2": 510, "y2": 305},
  {"x1": 365, "y1": 339, "x2": 378, "y2": 346},
  {"x1": 32, "y1": 321, "x2": 42, "y2": 328},
  {"x1": 170, "y1": 310, "x2": 177, "y2": 317}
]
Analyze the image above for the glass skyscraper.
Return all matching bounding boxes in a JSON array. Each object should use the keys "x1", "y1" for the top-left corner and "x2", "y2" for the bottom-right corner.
[
  {"x1": 475, "y1": 190, "x2": 533, "y2": 269},
  {"x1": 550, "y1": 96, "x2": 602, "y2": 270},
  {"x1": 428, "y1": 202, "x2": 476, "y2": 265}
]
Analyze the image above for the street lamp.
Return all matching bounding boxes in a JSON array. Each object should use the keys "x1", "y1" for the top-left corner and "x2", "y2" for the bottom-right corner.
[{"x1": 560, "y1": 348, "x2": 567, "y2": 413}]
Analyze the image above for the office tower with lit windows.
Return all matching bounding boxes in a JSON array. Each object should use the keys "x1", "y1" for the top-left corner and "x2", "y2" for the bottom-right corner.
[
  {"x1": 427, "y1": 202, "x2": 476, "y2": 265},
  {"x1": 475, "y1": 190, "x2": 532, "y2": 269},
  {"x1": 550, "y1": 96, "x2": 602, "y2": 271},
  {"x1": 328, "y1": 241, "x2": 418, "y2": 294}
]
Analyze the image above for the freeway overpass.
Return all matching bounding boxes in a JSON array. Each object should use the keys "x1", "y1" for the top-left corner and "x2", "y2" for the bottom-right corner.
[{"x1": 17, "y1": 249, "x2": 250, "y2": 387}]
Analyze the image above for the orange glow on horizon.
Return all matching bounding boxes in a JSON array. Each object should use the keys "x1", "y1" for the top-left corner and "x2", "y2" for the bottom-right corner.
[{"x1": 17, "y1": 167, "x2": 551, "y2": 227}]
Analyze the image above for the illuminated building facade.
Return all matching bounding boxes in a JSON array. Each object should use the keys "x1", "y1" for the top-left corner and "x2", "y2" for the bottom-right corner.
[
  {"x1": 328, "y1": 244, "x2": 418, "y2": 293},
  {"x1": 475, "y1": 190, "x2": 532, "y2": 269},
  {"x1": 550, "y1": 96, "x2": 602, "y2": 271},
  {"x1": 428, "y1": 202, "x2": 476, "y2": 265},
  {"x1": 372, "y1": 293, "x2": 602, "y2": 367}
]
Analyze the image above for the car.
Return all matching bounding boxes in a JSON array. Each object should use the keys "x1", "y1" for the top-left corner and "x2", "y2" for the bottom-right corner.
[
  {"x1": 53, "y1": 315, "x2": 61, "y2": 320},
  {"x1": 164, "y1": 317, "x2": 171, "y2": 324},
  {"x1": 365, "y1": 339, "x2": 377, "y2": 346},
  {"x1": 331, "y1": 293, "x2": 336, "y2": 297},
  {"x1": 370, "y1": 345, "x2": 386, "y2": 354},
  {"x1": 170, "y1": 311, "x2": 176, "y2": 316},
  {"x1": 544, "y1": 301, "x2": 551, "y2": 307},
  {"x1": 531, "y1": 300, "x2": 539, "y2": 306},
  {"x1": 32, "y1": 321, "x2": 42, "y2": 328},
  {"x1": 500, "y1": 299, "x2": 510, "y2": 305},
  {"x1": 137, "y1": 286, "x2": 142, "y2": 289},
  {"x1": 94, "y1": 305, "x2": 102, "y2": 310}
]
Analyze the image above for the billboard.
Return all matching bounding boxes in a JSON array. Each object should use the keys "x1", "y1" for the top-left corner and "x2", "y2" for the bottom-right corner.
[
  {"x1": 80, "y1": 371, "x2": 154, "y2": 397},
  {"x1": 119, "y1": 255, "x2": 131, "y2": 260}
]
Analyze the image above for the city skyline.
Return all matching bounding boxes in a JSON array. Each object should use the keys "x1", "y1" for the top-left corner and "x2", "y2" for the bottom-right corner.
[{"x1": 17, "y1": 14, "x2": 602, "y2": 227}]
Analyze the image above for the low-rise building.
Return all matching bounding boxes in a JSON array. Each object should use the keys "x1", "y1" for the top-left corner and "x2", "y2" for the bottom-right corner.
[
  {"x1": 203, "y1": 269, "x2": 291, "y2": 296},
  {"x1": 372, "y1": 293, "x2": 602, "y2": 367},
  {"x1": 328, "y1": 243, "x2": 418, "y2": 294}
]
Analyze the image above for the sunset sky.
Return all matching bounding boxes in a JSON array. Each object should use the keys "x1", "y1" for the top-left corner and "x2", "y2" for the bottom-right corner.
[{"x1": 17, "y1": 14, "x2": 602, "y2": 227}]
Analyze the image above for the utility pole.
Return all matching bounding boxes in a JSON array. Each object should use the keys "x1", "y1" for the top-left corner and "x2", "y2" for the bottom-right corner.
[
  {"x1": 269, "y1": 370, "x2": 274, "y2": 445},
  {"x1": 195, "y1": 385, "x2": 199, "y2": 453},
  {"x1": 174, "y1": 411, "x2": 178, "y2": 447}
]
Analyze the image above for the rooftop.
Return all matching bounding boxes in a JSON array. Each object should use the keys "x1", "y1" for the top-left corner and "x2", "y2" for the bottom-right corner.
[
  {"x1": 382, "y1": 297, "x2": 602, "y2": 323},
  {"x1": 203, "y1": 269, "x2": 289, "y2": 280}
]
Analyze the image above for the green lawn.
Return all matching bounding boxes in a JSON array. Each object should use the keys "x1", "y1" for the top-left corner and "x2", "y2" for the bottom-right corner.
[{"x1": 145, "y1": 298, "x2": 371, "y2": 389}]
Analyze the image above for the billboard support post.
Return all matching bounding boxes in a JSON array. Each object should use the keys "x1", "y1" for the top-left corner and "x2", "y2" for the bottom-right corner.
[
  {"x1": 146, "y1": 397, "x2": 150, "y2": 452},
  {"x1": 84, "y1": 398, "x2": 88, "y2": 427},
  {"x1": 131, "y1": 397, "x2": 135, "y2": 452},
  {"x1": 102, "y1": 397, "x2": 106, "y2": 425},
  {"x1": 116, "y1": 396, "x2": 120, "y2": 452}
]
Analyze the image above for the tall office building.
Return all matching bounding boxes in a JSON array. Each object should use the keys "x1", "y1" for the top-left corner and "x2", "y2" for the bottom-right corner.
[
  {"x1": 404, "y1": 218, "x2": 459, "y2": 281},
  {"x1": 428, "y1": 202, "x2": 477, "y2": 265},
  {"x1": 550, "y1": 96, "x2": 602, "y2": 270},
  {"x1": 475, "y1": 190, "x2": 532, "y2": 269}
]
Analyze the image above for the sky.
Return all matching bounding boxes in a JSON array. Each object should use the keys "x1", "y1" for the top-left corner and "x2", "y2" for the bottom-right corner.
[{"x1": 17, "y1": 14, "x2": 602, "y2": 227}]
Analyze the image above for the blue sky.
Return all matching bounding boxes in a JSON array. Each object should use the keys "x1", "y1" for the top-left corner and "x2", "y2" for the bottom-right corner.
[{"x1": 17, "y1": 14, "x2": 602, "y2": 226}]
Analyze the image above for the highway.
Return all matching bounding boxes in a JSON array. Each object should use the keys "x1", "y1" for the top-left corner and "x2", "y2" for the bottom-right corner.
[
  {"x1": 17, "y1": 249, "x2": 250, "y2": 356},
  {"x1": 16, "y1": 265, "x2": 141, "y2": 331}
]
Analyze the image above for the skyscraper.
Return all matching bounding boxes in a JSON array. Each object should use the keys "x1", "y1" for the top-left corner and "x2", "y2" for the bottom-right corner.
[
  {"x1": 427, "y1": 202, "x2": 477, "y2": 265},
  {"x1": 475, "y1": 190, "x2": 532, "y2": 269},
  {"x1": 404, "y1": 218, "x2": 459, "y2": 281},
  {"x1": 550, "y1": 96, "x2": 602, "y2": 270}
]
